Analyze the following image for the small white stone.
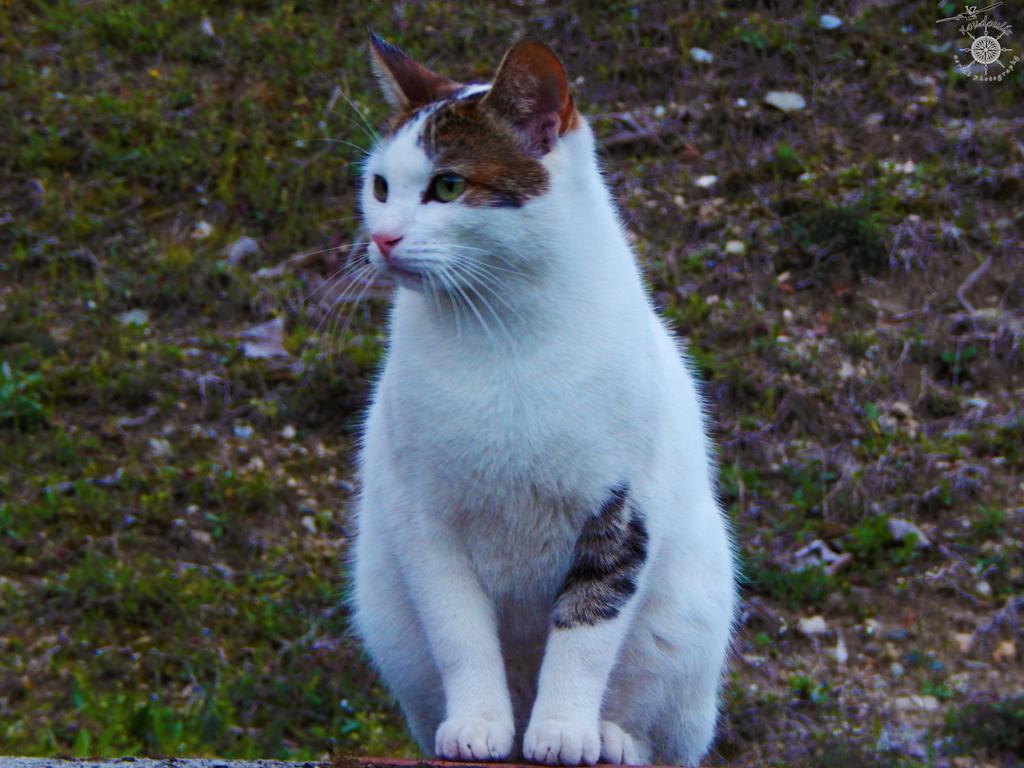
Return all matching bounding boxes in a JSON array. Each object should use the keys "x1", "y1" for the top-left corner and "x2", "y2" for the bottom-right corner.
[
  {"x1": 993, "y1": 639, "x2": 1016, "y2": 663},
  {"x1": 281, "y1": 425, "x2": 297, "y2": 440},
  {"x1": 764, "y1": 91, "x2": 806, "y2": 112},
  {"x1": 695, "y1": 175, "x2": 718, "y2": 188},
  {"x1": 953, "y1": 632, "x2": 974, "y2": 654},
  {"x1": 148, "y1": 437, "x2": 172, "y2": 458},
  {"x1": 653, "y1": 104, "x2": 666, "y2": 118},
  {"x1": 890, "y1": 662, "x2": 904, "y2": 677},
  {"x1": 894, "y1": 695, "x2": 939, "y2": 713},
  {"x1": 724, "y1": 240, "x2": 747, "y2": 256},
  {"x1": 798, "y1": 615, "x2": 829, "y2": 637},
  {"x1": 118, "y1": 308, "x2": 150, "y2": 327},
  {"x1": 301, "y1": 515, "x2": 318, "y2": 534},
  {"x1": 888, "y1": 517, "x2": 931, "y2": 548},
  {"x1": 690, "y1": 47, "x2": 714, "y2": 64},
  {"x1": 734, "y1": 97, "x2": 749, "y2": 108},
  {"x1": 975, "y1": 579, "x2": 992, "y2": 597},
  {"x1": 191, "y1": 220, "x2": 213, "y2": 240},
  {"x1": 833, "y1": 632, "x2": 848, "y2": 665},
  {"x1": 225, "y1": 235, "x2": 259, "y2": 266},
  {"x1": 820, "y1": 14, "x2": 843, "y2": 30}
]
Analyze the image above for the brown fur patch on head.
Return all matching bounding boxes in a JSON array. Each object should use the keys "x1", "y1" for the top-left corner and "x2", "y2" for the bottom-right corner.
[{"x1": 421, "y1": 93, "x2": 550, "y2": 207}]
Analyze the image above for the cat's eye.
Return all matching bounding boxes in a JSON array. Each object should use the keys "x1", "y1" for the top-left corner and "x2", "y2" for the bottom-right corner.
[
  {"x1": 373, "y1": 175, "x2": 388, "y2": 203},
  {"x1": 430, "y1": 173, "x2": 467, "y2": 203}
]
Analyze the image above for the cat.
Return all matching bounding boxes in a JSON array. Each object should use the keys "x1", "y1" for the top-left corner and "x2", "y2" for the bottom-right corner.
[{"x1": 350, "y1": 32, "x2": 737, "y2": 767}]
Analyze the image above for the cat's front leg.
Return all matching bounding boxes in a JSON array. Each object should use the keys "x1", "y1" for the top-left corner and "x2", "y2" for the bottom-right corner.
[
  {"x1": 397, "y1": 515, "x2": 515, "y2": 761},
  {"x1": 524, "y1": 485, "x2": 649, "y2": 766}
]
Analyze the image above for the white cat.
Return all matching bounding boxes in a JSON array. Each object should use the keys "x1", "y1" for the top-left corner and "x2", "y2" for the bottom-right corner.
[{"x1": 350, "y1": 33, "x2": 737, "y2": 767}]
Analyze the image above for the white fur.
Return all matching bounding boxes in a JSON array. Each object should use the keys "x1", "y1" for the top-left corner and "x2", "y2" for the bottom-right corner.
[{"x1": 350, "y1": 106, "x2": 737, "y2": 766}]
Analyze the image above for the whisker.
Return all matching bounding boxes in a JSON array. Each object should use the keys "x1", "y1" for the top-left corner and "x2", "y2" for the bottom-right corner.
[
  {"x1": 311, "y1": 137, "x2": 371, "y2": 156},
  {"x1": 329, "y1": 86, "x2": 381, "y2": 144},
  {"x1": 452, "y1": 261, "x2": 514, "y2": 344},
  {"x1": 443, "y1": 263, "x2": 495, "y2": 345},
  {"x1": 455, "y1": 258, "x2": 522, "y2": 323}
]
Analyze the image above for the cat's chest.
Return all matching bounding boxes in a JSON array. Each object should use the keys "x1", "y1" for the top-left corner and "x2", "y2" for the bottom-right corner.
[{"x1": 382, "y1": 344, "x2": 635, "y2": 488}]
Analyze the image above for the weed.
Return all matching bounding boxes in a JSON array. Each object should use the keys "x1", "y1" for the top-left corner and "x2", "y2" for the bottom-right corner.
[
  {"x1": 0, "y1": 359, "x2": 48, "y2": 430},
  {"x1": 782, "y1": 191, "x2": 892, "y2": 278},
  {"x1": 845, "y1": 514, "x2": 918, "y2": 572},
  {"x1": 744, "y1": 553, "x2": 833, "y2": 609},
  {"x1": 945, "y1": 695, "x2": 1024, "y2": 759}
]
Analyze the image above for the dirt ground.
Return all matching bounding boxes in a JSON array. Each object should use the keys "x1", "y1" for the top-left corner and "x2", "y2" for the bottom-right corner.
[{"x1": 1, "y1": 2, "x2": 1020, "y2": 766}]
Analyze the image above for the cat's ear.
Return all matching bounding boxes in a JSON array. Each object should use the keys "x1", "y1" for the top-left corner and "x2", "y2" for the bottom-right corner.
[
  {"x1": 369, "y1": 31, "x2": 460, "y2": 111},
  {"x1": 483, "y1": 41, "x2": 579, "y2": 157}
]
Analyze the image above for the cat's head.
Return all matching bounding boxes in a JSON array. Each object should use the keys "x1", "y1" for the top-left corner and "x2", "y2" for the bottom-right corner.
[{"x1": 360, "y1": 33, "x2": 584, "y2": 291}]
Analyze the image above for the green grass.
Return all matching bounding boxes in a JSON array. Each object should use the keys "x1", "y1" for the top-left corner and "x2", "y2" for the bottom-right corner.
[{"x1": 1, "y1": 0, "x2": 1021, "y2": 763}]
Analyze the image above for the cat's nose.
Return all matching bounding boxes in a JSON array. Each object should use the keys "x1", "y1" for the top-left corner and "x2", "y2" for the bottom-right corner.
[{"x1": 371, "y1": 232, "x2": 403, "y2": 259}]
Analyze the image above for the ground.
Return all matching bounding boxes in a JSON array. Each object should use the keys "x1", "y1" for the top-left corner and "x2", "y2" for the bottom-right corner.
[{"x1": 0, "y1": 1, "x2": 1021, "y2": 766}]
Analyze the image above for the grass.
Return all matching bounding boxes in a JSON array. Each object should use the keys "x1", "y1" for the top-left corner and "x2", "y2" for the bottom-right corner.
[{"x1": 1, "y1": 1, "x2": 1022, "y2": 764}]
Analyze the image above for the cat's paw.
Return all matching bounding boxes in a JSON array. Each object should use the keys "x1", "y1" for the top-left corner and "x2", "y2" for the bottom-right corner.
[
  {"x1": 435, "y1": 714, "x2": 514, "y2": 761},
  {"x1": 598, "y1": 720, "x2": 645, "y2": 765},
  {"x1": 523, "y1": 718, "x2": 601, "y2": 765}
]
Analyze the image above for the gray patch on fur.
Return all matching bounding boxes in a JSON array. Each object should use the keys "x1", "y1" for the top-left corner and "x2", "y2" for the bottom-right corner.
[{"x1": 553, "y1": 484, "x2": 648, "y2": 629}]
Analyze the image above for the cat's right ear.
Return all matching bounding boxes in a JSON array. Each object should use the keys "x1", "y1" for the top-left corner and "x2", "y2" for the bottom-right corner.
[
  {"x1": 369, "y1": 31, "x2": 459, "y2": 111},
  {"x1": 483, "y1": 41, "x2": 579, "y2": 157}
]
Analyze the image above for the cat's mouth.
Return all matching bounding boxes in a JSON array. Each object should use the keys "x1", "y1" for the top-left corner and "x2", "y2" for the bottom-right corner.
[{"x1": 381, "y1": 260, "x2": 427, "y2": 287}]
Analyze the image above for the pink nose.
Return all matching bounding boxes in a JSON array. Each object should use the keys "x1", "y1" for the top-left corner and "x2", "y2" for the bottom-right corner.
[{"x1": 372, "y1": 232, "x2": 403, "y2": 259}]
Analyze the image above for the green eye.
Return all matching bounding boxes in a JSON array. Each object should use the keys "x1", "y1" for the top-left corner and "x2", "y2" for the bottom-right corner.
[
  {"x1": 373, "y1": 174, "x2": 388, "y2": 202},
  {"x1": 431, "y1": 173, "x2": 466, "y2": 203}
]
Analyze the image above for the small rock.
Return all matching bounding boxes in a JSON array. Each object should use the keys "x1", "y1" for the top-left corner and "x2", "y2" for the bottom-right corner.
[
  {"x1": 191, "y1": 529, "x2": 213, "y2": 546},
  {"x1": 689, "y1": 47, "x2": 714, "y2": 63},
  {"x1": 890, "y1": 400, "x2": 913, "y2": 418},
  {"x1": 191, "y1": 220, "x2": 213, "y2": 240},
  {"x1": 953, "y1": 632, "x2": 974, "y2": 654},
  {"x1": 820, "y1": 13, "x2": 843, "y2": 30},
  {"x1": 894, "y1": 695, "x2": 939, "y2": 712},
  {"x1": 764, "y1": 91, "x2": 806, "y2": 113},
  {"x1": 734, "y1": 97, "x2": 749, "y2": 108},
  {"x1": 281, "y1": 425, "x2": 297, "y2": 440},
  {"x1": 889, "y1": 662, "x2": 905, "y2": 677},
  {"x1": 695, "y1": 175, "x2": 718, "y2": 189},
  {"x1": 798, "y1": 615, "x2": 829, "y2": 637},
  {"x1": 888, "y1": 517, "x2": 931, "y2": 548},
  {"x1": 233, "y1": 424, "x2": 254, "y2": 439},
  {"x1": 833, "y1": 632, "x2": 848, "y2": 665},
  {"x1": 148, "y1": 437, "x2": 172, "y2": 458},
  {"x1": 118, "y1": 309, "x2": 150, "y2": 327},
  {"x1": 238, "y1": 317, "x2": 290, "y2": 360},
  {"x1": 224, "y1": 235, "x2": 260, "y2": 266},
  {"x1": 992, "y1": 639, "x2": 1016, "y2": 663},
  {"x1": 975, "y1": 580, "x2": 992, "y2": 597},
  {"x1": 724, "y1": 240, "x2": 747, "y2": 256},
  {"x1": 301, "y1": 515, "x2": 318, "y2": 535}
]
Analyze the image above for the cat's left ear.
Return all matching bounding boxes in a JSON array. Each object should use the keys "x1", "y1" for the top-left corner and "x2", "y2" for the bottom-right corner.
[
  {"x1": 369, "y1": 31, "x2": 460, "y2": 111},
  {"x1": 483, "y1": 41, "x2": 579, "y2": 157}
]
